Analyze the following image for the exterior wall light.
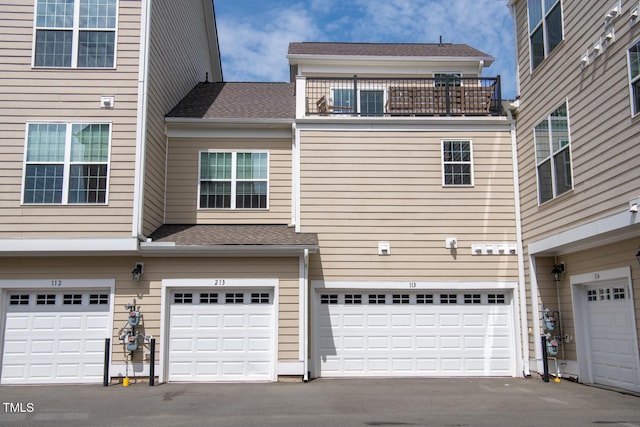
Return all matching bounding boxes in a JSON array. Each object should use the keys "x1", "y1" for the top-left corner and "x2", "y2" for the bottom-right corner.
[
  {"x1": 551, "y1": 263, "x2": 565, "y2": 282},
  {"x1": 636, "y1": 250, "x2": 640, "y2": 267},
  {"x1": 132, "y1": 262, "x2": 144, "y2": 282}
]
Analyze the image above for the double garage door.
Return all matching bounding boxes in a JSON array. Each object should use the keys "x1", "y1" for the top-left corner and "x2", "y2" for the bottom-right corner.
[
  {"x1": 167, "y1": 289, "x2": 275, "y2": 382},
  {"x1": 315, "y1": 290, "x2": 515, "y2": 377},
  {"x1": 1, "y1": 289, "x2": 110, "y2": 384}
]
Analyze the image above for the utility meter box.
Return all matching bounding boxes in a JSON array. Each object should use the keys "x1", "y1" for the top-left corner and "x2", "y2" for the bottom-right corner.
[
  {"x1": 127, "y1": 334, "x2": 138, "y2": 352},
  {"x1": 128, "y1": 310, "x2": 141, "y2": 327}
]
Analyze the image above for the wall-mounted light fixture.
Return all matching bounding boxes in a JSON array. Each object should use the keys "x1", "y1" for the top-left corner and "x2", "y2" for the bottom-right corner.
[
  {"x1": 131, "y1": 262, "x2": 144, "y2": 282},
  {"x1": 551, "y1": 263, "x2": 565, "y2": 282},
  {"x1": 636, "y1": 249, "x2": 640, "y2": 266}
]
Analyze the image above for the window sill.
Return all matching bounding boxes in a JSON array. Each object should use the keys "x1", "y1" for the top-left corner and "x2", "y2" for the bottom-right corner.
[{"x1": 537, "y1": 188, "x2": 574, "y2": 209}]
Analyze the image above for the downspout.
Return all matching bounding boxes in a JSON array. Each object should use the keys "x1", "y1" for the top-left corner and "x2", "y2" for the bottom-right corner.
[
  {"x1": 505, "y1": 102, "x2": 530, "y2": 377},
  {"x1": 132, "y1": 0, "x2": 152, "y2": 241},
  {"x1": 303, "y1": 248, "x2": 309, "y2": 382}
]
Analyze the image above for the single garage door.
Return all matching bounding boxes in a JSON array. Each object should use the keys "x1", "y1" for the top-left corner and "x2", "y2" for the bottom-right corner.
[
  {"x1": 1, "y1": 290, "x2": 110, "y2": 384},
  {"x1": 584, "y1": 281, "x2": 640, "y2": 392},
  {"x1": 315, "y1": 290, "x2": 515, "y2": 377},
  {"x1": 168, "y1": 289, "x2": 274, "y2": 382}
]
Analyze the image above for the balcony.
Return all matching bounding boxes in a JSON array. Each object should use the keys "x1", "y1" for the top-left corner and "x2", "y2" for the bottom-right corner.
[{"x1": 304, "y1": 76, "x2": 502, "y2": 117}]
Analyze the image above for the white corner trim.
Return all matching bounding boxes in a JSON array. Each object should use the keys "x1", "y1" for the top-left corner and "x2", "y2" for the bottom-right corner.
[
  {"x1": 278, "y1": 361, "x2": 304, "y2": 376},
  {"x1": 0, "y1": 238, "x2": 138, "y2": 253}
]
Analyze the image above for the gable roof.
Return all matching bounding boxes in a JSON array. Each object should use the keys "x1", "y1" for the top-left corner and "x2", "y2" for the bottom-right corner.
[
  {"x1": 287, "y1": 42, "x2": 494, "y2": 63},
  {"x1": 167, "y1": 82, "x2": 295, "y2": 120}
]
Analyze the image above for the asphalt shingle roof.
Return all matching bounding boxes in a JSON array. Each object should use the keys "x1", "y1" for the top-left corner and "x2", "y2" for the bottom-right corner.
[
  {"x1": 167, "y1": 82, "x2": 295, "y2": 120},
  {"x1": 148, "y1": 224, "x2": 318, "y2": 247},
  {"x1": 288, "y1": 42, "x2": 494, "y2": 61}
]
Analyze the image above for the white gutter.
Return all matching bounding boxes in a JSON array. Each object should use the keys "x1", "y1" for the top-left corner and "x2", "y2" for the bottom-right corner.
[
  {"x1": 131, "y1": 0, "x2": 152, "y2": 240},
  {"x1": 504, "y1": 101, "x2": 530, "y2": 377},
  {"x1": 139, "y1": 243, "x2": 318, "y2": 257}
]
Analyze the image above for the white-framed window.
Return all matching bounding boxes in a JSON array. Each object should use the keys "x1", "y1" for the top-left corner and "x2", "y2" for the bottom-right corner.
[
  {"x1": 23, "y1": 122, "x2": 111, "y2": 204},
  {"x1": 442, "y1": 140, "x2": 473, "y2": 186},
  {"x1": 528, "y1": 0, "x2": 563, "y2": 71},
  {"x1": 331, "y1": 87, "x2": 385, "y2": 115},
  {"x1": 628, "y1": 39, "x2": 640, "y2": 116},
  {"x1": 434, "y1": 73, "x2": 462, "y2": 87},
  {"x1": 198, "y1": 151, "x2": 268, "y2": 209},
  {"x1": 534, "y1": 101, "x2": 572, "y2": 204},
  {"x1": 33, "y1": 0, "x2": 118, "y2": 68}
]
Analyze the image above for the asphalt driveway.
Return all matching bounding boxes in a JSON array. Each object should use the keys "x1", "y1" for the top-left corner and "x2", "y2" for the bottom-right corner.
[{"x1": 1, "y1": 378, "x2": 639, "y2": 427}]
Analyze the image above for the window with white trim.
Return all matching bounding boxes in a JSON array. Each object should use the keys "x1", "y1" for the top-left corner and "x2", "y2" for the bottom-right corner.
[
  {"x1": 34, "y1": 0, "x2": 117, "y2": 68},
  {"x1": 629, "y1": 40, "x2": 640, "y2": 116},
  {"x1": 442, "y1": 140, "x2": 473, "y2": 186},
  {"x1": 534, "y1": 102, "x2": 572, "y2": 204},
  {"x1": 23, "y1": 123, "x2": 110, "y2": 204},
  {"x1": 199, "y1": 151, "x2": 268, "y2": 209},
  {"x1": 528, "y1": 0, "x2": 563, "y2": 71}
]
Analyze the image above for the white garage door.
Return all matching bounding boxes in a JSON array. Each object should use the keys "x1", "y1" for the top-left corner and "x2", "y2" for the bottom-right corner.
[
  {"x1": 315, "y1": 291, "x2": 515, "y2": 377},
  {"x1": 585, "y1": 282, "x2": 640, "y2": 392},
  {"x1": 2, "y1": 290, "x2": 110, "y2": 384},
  {"x1": 168, "y1": 289, "x2": 274, "y2": 382}
]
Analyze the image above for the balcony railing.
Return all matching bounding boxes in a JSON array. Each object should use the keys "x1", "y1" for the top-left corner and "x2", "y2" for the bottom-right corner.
[{"x1": 305, "y1": 76, "x2": 502, "y2": 117}]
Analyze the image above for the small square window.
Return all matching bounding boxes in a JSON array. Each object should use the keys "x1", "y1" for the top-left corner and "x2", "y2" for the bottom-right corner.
[
  {"x1": 599, "y1": 288, "x2": 610, "y2": 301},
  {"x1": 89, "y1": 294, "x2": 109, "y2": 305},
  {"x1": 63, "y1": 294, "x2": 82, "y2": 305},
  {"x1": 9, "y1": 294, "x2": 30, "y2": 305},
  {"x1": 488, "y1": 294, "x2": 506, "y2": 304},
  {"x1": 37, "y1": 294, "x2": 56, "y2": 305},
  {"x1": 200, "y1": 293, "x2": 218, "y2": 304},
  {"x1": 226, "y1": 293, "x2": 244, "y2": 304},
  {"x1": 251, "y1": 293, "x2": 269, "y2": 304},
  {"x1": 174, "y1": 293, "x2": 193, "y2": 304},
  {"x1": 417, "y1": 294, "x2": 434, "y2": 304},
  {"x1": 464, "y1": 294, "x2": 481, "y2": 304},
  {"x1": 368, "y1": 294, "x2": 386, "y2": 304},
  {"x1": 613, "y1": 287, "x2": 625, "y2": 300},
  {"x1": 587, "y1": 289, "x2": 598, "y2": 302},
  {"x1": 440, "y1": 294, "x2": 457, "y2": 304},
  {"x1": 392, "y1": 294, "x2": 410, "y2": 304},
  {"x1": 320, "y1": 294, "x2": 338, "y2": 305},
  {"x1": 345, "y1": 294, "x2": 362, "y2": 304}
]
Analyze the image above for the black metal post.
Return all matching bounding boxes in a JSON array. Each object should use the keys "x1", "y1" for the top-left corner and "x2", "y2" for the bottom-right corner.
[
  {"x1": 496, "y1": 75, "x2": 502, "y2": 116},
  {"x1": 445, "y1": 77, "x2": 451, "y2": 115},
  {"x1": 353, "y1": 75, "x2": 358, "y2": 115},
  {"x1": 149, "y1": 338, "x2": 156, "y2": 386},
  {"x1": 103, "y1": 338, "x2": 110, "y2": 387},
  {"x1": 541, "y1": 335, "x2": 550, "y2": 382}
]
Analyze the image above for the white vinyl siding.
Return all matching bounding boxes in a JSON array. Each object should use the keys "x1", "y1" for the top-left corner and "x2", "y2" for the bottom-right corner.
[{"x1": 33, "y1": 0, "x2": 118, "y2": 68}]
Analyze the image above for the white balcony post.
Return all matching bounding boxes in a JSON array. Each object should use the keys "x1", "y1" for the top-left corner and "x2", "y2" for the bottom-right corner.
[{"x1": 295, "y1": 75, "x2": 306, "y2": 119}]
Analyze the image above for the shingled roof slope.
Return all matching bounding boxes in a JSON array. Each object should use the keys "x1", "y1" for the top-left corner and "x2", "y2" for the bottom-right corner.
[
  {"x1": 167, "y1": 82, "x2": 295, "y2": 120},
  {"x1": 288, "y1": 42, "x2": 494, "y2": 61},
  {"x1": 148, "y1": 224, "x2": 318, "y2": 247}
]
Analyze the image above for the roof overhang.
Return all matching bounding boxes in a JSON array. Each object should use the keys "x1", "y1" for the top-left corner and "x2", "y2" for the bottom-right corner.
[
  {"x1": 139, "y1": 242, "x2": 318, "y2": 257},
  {"x1": 165, "y1": 117, "x2": 294, "y2": 138}
]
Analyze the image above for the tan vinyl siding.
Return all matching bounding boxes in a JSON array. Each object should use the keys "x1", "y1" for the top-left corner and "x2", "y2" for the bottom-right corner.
[
  {"x1": 299, "y1": 128, "x2": 518, "y2": 282},
  {"x1": 143, "y1": 0, "x2": 220, "y2": 235},
  {"x1": 165, "y1": 138, "x2": 293, "y2": 224},
  {"x1": 0, "y1": 1, "x2": 142, "y2": 238},
  {"x1": 514, "y1": 0, "x2": 640, "y2": 244},
  {"x1": 0, "y1": 256, "x2": 300, "y2": 365},
  {"x1": 533, "y1": 238, "x2": 640, "y2": 365}
]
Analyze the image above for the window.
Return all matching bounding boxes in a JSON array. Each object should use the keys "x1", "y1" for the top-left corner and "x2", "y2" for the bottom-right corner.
[
  {"x1": 344, "y1": 294, "x2": 362, "y2": 304},
  {"x1": 434, "y1": 73, "x2": 462, "y2": 87},
  {"x1": 528, "y1": 0, "x2": 563, "y2": 70},
  {"x1": 442, "y1": 140, "x2": 473, "y2": 186},
  {"x1": 629, "y1": 41, "x2": 640, "y2": 116},
  {"x1": 34, "y1": 0, "x2": 117, "y2": 68},
  {"x1": 392, "y1": 294, "x2": 410, "y2": 304},
  {"x1": 360, "y1": 90, "x2": 384, "y2": 116},
  {"x1": 440, "y1": 294, "x2": 457, "y2": 304},
  {"x1": 320, "y1": 294, "x2": 338, "y2": 305},
  {"x1": 37, "y1": 294, "x2": 56, "y2": 305},
  {"x1": 331, "y1": 88, "x2": 384, "y2": 115},
  {"x1": 199, "y1": 151, "x2": 268, "y2": 209},
  {"x1": 488, "y1": 294, "x2": 506, "y2": 304},
  {"x1": 9, "y1": 295, "x2": 30, "y2": 305},
  {"x1": 368, "y1": 294, "x2": 386, "y2": 304},
  {"x1": 534, "y1": 102, "x2": 572, "y2": 204},
  {"x1": 174, "y1": 293, "x2": 193, "y2": 304},
  {"x1": 416, "y1": 294, "x2": 433, "y2": 304},
  {"x1": 251, "y1": 293, "x2": 269, "y2": 304},
  {"x1": 200, "y1": 293, "x2": 218, "y2": 304},
  {"x1": 63, "y1": 294, "x2": 82, "y2": 305},
  {"x1": 332, "y1": 89, "x2": 355, "y2": 113},
  {"x1": 23, "y1": 123, "x2": 110, "y2": 204},
  {"x1": 613, "y1": 287, "x2": 626, "y2": 300},
  {"x1": 587, "y1": 289, "x2": 598, "y2": 302},
  {"x1": 464, "y1": 294, "x2": 481, "y2": 304},
  {"x1": 225, "y1": 293, "x2": 244, "y2": 304},
  {"x1": 89, "y1": 294, "x2": 108, "y2": 305}
]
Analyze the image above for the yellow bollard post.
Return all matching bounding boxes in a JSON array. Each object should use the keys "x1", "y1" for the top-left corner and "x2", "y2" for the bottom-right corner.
[{"x1": 123, "y1": 377, "x2": 129, "y2": 387}]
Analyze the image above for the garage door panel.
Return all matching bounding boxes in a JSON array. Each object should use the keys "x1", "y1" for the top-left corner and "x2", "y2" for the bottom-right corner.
[
  {"x1": 315, "y1": 290, "x2": 515, "y2": 377},
  {"x1": 2, "y1": 290, "x2": 110, "y2": 384}
]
